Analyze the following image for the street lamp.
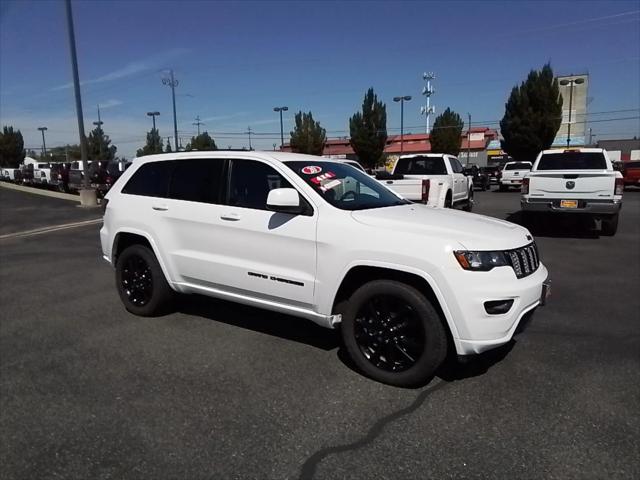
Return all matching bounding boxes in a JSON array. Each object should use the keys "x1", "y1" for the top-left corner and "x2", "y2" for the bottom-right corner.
[
  {"x1": 93, "y1": 104, "x2": 104, "y2": 158},
  {"x1": 37, "y1": 127, "x2": 48, "y2": 158},
  {"x1": 162, "y1": 70, "x2": 179, "y2": 151},
  {"x1": 393, "y1": 96, "x2": 412, "y2": 157},
  {"x1": 273, "y1": 106, "x2": 288, "y2": 149},
  {"x1": 146, "y1": 111, "x2": 160, "y2": 152},
  {"x1": 559, "y1": 77, "x2": 585, "y2": 147}
]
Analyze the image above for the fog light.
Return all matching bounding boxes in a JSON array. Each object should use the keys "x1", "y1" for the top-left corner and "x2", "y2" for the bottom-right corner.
[{"x1": 484, "y1": 299, "x2": 514, "y2": 315}]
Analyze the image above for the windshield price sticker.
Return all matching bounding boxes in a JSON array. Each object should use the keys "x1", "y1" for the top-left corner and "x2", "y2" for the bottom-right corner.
[
  {"x1": 320, "y1": 179, "x2": 342, "y2": 192},
  {"x1": 310, "y1": 172, "x2": 336, "y2": 185},
  {"x1": 302, "y1": 165, "x2": 322, "y2": 175}
]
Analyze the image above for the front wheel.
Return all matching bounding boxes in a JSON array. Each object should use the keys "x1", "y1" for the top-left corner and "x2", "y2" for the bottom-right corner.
[
  {"x1": 601, "y1": 213, "x2": 619, "y2": 236},
  {"x1": 115, "y1": 244, "x2": 175, "y2": 316},
  {"x1": 340, "y1": 280, "x2": 448, "y2": 387},
  {"x1": 463, "y1": 190, "x2": 473, "y2": 212}
]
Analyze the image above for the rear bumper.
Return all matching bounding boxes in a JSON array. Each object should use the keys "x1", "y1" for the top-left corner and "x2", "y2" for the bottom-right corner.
[
  {"x1": 521, "y1": 197, "x2": 622, "y2": 214},
  {"x1": 500, "y1": 178, "x2": 523, "y2": 185}
]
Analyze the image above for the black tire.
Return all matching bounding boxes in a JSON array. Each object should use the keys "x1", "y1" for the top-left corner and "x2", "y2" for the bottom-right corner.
[
  {"x1": 115, "y1": 244, "x2": 174, "y2": 316},
  {"x1": 463, "y1": 190, "x2": 473, "y2": 212},
  {"x1": 499, "y1": 185, "x2": 508, "y2": 192},
  {"x1": 340, "y1": 280, "x2": 448, "y2": 387},
  {"x1": 444, "y1": 192, "x2": 452, "y2": 208},
  {"x1": 601, "y1": 213, "x2": 619, "y2": 236}
]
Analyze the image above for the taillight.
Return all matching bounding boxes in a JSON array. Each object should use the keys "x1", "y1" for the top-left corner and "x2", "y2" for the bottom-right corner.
[
  {"x1": 615, "y1": 177, "x2": 624, "y2": 195},
  {"x1": 421, "y1": 179, "x2": 430, "y2": 204},
  {"x1": 522, "y1": 177, "x2": 530, "y2": 194}
]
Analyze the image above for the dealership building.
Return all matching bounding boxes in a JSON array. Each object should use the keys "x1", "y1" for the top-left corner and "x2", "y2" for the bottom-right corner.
[{"x1": 282, "y1": 127, "x2": 500, "y2": 167}]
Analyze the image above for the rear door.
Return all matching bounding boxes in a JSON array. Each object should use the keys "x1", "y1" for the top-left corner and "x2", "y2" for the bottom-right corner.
[{"x1": 448, "y1": 156, "x2": 467, "y2": 201}]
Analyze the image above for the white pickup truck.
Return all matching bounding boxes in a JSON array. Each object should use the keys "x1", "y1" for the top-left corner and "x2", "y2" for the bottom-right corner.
[
  {"x1": 375, "y1": 154, "x2": 473, "y2": 209},
  {"x1": 521, "y1": 148, "x2": 623, "y2": 235},
  {"x1": 499, "y1": 161, "x2": 532, "y2": 191}
]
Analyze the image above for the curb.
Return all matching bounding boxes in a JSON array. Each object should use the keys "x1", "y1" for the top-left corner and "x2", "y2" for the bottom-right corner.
[{"x1": 0, "y1": 182, "x2": 80, "y2": 202}]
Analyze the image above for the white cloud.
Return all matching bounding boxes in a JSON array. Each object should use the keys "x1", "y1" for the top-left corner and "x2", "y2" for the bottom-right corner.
[
  {"x1": 50, "y1": 48, "x2": 190, "y2": 91},
  {"x1": 98, "y1": 99, "x2": 123, "y2": 109}
]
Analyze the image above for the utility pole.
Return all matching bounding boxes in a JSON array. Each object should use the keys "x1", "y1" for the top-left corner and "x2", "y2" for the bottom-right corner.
[
  {"x1": 162, "y1": 70, "x2": 179, "y2": 152},
  {"x1": 93, "y1": 104, "x2": 104, "y2": 159},
  {"x1": 467, "y1": 113, "x2": 472, "y2": 166},
  {"x1": 37, "y1": 127, "x2": 48, "y2": 158},
  {"x1": 246, "y1": 126, "x2": 253, "y2": 150},
  {"x1": 64, "y1": 0, "x2": 94, "y2": 203},
  {"x1": 421, "y1": 72, "x2": 435, "y2": 134},
  {"x1": 192, "y1": 115, "x2": 204, "y2": 135}
]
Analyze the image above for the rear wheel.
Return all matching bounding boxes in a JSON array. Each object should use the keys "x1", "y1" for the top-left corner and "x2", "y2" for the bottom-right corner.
[
  {"x1": 601, "y1": 213, "x2": 619, "y2": 236},
  {"x1": 463, "y1": 189, "x2": 473, "y2": 212},
  {"x1": 115, "y1": 244, "x2": 174, "y2": 316},
  {"x1": 499, "y1": 185, "x2": 508, "y2": 192},
  {"x1": 444, "y1": 192, "x2": 452, "y2": 208},
  {"x1": 340, "y1": 280, "x2": 448, "y2": 387}
]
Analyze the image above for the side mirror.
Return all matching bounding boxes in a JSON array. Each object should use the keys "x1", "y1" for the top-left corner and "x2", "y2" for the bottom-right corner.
[{"x1": 266, "y1": 188, "x2": 303, "y2": 214}]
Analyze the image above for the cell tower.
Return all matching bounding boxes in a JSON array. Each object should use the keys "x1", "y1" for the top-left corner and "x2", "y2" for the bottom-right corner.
[{"x1": 420, "y1": 72, "x2": 435, "y2": 134}]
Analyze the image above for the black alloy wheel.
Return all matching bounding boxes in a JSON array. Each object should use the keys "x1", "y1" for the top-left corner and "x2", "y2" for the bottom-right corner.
[
  {"x1": 354, "y1": 295, "x2": 426, "y2": 372},
  {"x1": 120, "y1": 254, "x2": 154, "y2": 307}
]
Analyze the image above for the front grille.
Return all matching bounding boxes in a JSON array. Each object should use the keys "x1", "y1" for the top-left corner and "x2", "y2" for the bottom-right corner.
[{"x1": 506, "y1": 243, "x2": 540, "y2": 279}]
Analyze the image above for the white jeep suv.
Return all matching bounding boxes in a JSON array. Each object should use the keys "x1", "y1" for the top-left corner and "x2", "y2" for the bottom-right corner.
[{"x1": 101, "y1": 151, "x2": 549, "y2": 387}]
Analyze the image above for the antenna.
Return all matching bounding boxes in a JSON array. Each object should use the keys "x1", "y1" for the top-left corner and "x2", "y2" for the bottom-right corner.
[{"x1": 421, "y1": 72, "x2": 436, "y2": 134}]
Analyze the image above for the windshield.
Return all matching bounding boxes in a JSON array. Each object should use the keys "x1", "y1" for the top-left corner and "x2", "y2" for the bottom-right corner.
[
  {"x1": 285, "y1": 161, "x2": 409, "y2": 211},
  {"x1": 505, "y1": 162, "x2": 532, "y2": 170},
  {"x1": 537, "y1": 152, "x2": 607, "y2": 170},
  {"x1": 394, "y1": 156, "x2": 447, "y2": 175}
]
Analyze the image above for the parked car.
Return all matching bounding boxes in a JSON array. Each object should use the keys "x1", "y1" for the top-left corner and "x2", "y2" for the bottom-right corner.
[
  {"x1": 1, "y1": 168, "x2": 22, "y2": 183},
  {"x1": 622, "y1": 160, "x2": 640, "y2": 189},
  {"x1": 68, "y1": 160, "x2": 129, "y2": 195},
  {"x1": 482, "y1": 165, "x2": 501, "y2": 185},
  {"x1": 464, "y1": 164, "x2": 490, "y2": 191},
  {"x1": 19, "y1": 165, "x2": 34, "y2": 185},
  {"x1": 375, "y1": 154, "x2": 473, "y2": 209},
  {"x1": 521, "y1": 148, "x2": 623, "y2": 235},
  {"x1": 499, "y1": 161, "x2": 533, "y2": 191},
  {"x1": 101, "y1": 151, "x2": 549, "y2": 387}
]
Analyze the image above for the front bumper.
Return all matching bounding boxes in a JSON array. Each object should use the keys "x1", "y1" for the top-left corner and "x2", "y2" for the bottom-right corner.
[
  {"x1": 447, "y1": 263, "x2": 549, "y2": 355},
  {"x1": 521, "y1": 197, "x2": 622, "y2": 214}
]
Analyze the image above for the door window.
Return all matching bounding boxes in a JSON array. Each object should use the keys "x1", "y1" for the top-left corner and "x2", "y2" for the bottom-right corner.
[
  {"x1": 227, "y1": 159, "x2": 293, "y2": 210},
  {"x1": 168, "y1": 159, "x2": 225, "y2": 204},
  {"x1": 121, "y1": 161, "x2": 174, "y2": 198}
]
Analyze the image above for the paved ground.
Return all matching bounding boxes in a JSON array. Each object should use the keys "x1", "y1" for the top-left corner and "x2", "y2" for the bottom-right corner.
[{"x1": 1, "y1": 188, "x2": 638, "y2": 479}]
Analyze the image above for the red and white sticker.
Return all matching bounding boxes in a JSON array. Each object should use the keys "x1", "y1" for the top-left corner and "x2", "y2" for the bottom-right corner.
[
  {"x1": 310, "y1": 172, "x2": 336, "y2": 185},
  {"x1": 302, "y1": 165, "x2": 322, "y2": 175}
]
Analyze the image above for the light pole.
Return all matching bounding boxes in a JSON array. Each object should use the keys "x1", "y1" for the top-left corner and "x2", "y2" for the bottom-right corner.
[
  {"x1": 393, "y1": 96, "x2": 412, "y2": 157},
  {"x1": 559, "y1": 77, "x2": 585, "y2": 147},
  {"x1": 273, "y1": 106, "x2": 288, "y2": 149},
  {"x1": 467, "y1": 113, "x2": 471, "y2": 165},
  {"x1": 37, "y1": 127, "x2": 48, "y2": 158},
  {"x1": 146, "y1": 111, "x2": 160, "y2": 152},
  {"x1": 93, "y1": 104, "x2": 104, "y2": 159},
  {"x1": 162, "y1": 70, "x2": 179, "y2": 152}
]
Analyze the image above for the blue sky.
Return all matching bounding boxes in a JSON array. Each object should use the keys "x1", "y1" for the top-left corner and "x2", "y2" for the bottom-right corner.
[{"x1": 1, "y1": 0, "x2": 639, "y2": 158}]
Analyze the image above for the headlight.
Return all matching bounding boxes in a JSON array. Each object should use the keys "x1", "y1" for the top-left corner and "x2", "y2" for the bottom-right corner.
[{"x1": 453, "y1": 250, "x2": 509, "y2": 271}]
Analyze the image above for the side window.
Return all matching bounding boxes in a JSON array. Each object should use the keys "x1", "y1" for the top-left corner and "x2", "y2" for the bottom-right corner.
[
  {"x1": 121, "y1": 161, "x2": 173, "y2": 198},
  {"x1": 450, "y1": 158, "x2": 463, "y2": 173},
  {"x1": 228, "y1": 159, "x2": 293, "y2": 210},
  {"x1": 168, "y1": 159, "x2": 225, "y2": 204}
]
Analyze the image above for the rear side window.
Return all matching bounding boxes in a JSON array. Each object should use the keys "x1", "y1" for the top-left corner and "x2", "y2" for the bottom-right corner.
[
  {"x1": 626, "y1": 161, "x2": 640, "y2": 168},
  {"x1": 227, "y1": 159, "x2": 293, "y2": 210},
  {"x1": 122, "y1": 161, "x2": 173, "y2": 198},
  {"x1": 537, "y1": 153, "x2": 606, "y2": 170},
  {"x1": 395, "y1": 156, "x2": 447, "y2": 175},
  {"x1": 169, "y1": 159, "x2": 225, "y2": 204},
  {"x1": 505, "y1": 162, "x2": 532, "y2": 170}
]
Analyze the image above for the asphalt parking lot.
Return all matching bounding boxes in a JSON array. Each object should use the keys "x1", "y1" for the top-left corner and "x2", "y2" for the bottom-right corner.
[{"x1": 1, "y1": 186, "x2": 639, "y2": 480}]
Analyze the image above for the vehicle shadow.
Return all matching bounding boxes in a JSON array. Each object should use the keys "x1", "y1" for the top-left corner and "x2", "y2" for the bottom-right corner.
[
  {"x1": 506, "y1": 210, "x2": 601, "y2": 239},
  {"x1": 176, "y1": 294, "x2": 339, "y2": 351}
]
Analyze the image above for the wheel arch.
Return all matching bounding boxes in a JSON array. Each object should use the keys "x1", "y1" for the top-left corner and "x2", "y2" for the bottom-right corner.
[
  {"x1": 331, "y1": 264, "x2": 459, "y2": 347},
  {"x1": 112, "y1": 229, "x2": 174, "y2": 287}
]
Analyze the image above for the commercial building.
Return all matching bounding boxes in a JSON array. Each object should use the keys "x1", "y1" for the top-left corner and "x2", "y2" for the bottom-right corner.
[
  {"x1": 553, "y1": 73, "x2": 589, "y2": 147},
  {"x1": 282, "y1": 127, "x2": 499, "y2": 167},
  {"x1": 597, "y1": 138, "x2": 640, "y2": 162}
]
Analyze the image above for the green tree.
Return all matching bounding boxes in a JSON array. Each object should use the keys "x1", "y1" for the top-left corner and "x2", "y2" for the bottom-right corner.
[
  {"x1": 47, "y1": 144, "x2": 82, "y2": 162},
  {"x1": 185, "y1": 131, "x2": 217, "y2": 151},
  {"x1": 136, "y1": 128, "x2": 164, "y2": 157},
  {"x1": 349, "y1": 88, "x2": 387, "y2": 168},
  {"x1": 289, "y1": 111, "x2": 326, "y2": 155},
  {"x1": 0, "y1": 126, "x2": 25, "y2": 167},
  {"x1": 165, "y1": 139, "x2": 172, "y2": 153},
  {"x1": 87, "y1": 126, "x2": 116, "y2": 160},
  {"x1": 430, "y1": 108, "x2": 464, "y2": 156},
  {"x1": 500, "y1": 63, "x2": 562, "y2": 162}
]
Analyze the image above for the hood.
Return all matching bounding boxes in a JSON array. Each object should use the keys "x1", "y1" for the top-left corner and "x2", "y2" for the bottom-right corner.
[{"x1": 351, "y1": 204, "x2": 532, "y2": 251}]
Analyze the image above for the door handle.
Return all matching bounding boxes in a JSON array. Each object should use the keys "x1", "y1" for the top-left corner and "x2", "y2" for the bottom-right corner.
[
  {"x1": 220, "y1": 213, "x2": 241, "y2": 221},
  {"x1": 152, "y1": 205, "x2": 168, "y2": 211}
]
